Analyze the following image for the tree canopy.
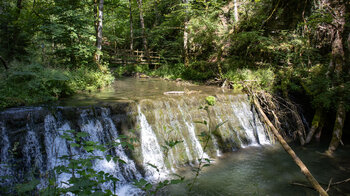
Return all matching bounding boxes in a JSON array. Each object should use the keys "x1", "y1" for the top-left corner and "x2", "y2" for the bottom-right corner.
[{"x1": 0, "y1": 0, "x2": 349, "y2": 153}]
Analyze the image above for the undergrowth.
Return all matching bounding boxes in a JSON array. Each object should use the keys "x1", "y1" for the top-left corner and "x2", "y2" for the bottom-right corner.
[{"x1": 0, "y1": 62, "x2": 114, "y2": 109}]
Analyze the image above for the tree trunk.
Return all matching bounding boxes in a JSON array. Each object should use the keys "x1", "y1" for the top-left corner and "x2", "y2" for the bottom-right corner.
[
  {"x1": 0, "y1": 56, "x2": 8, "y2": 70},
  {"x1": 326, "y1": 101, "x2": 346, "y2": 155},
  {"x1": 129, "y1": 0, "x2": 134, "y2": 52},
  {"x1": 137, "y1": 0, "x2": 150, "y2": 65},
  {"x1": 97, "y1": 0, "x2": 104, "y2": 57},
  {"x1": 253, "y1": 96, "x2": 328, "y2": 196},
  {"x1": 305, "y1": 108, "x2": 324, "y2": 144},
  {"x1": 183, "y1": 0, "x2": 190, "y2": 67},
  {"x1": 93, "y1": 0, "x2": 104, "y2": 70},
  {"x1": 234, "y1": 0, "x2": 239, "y2": 22},
  {"x1": 8, "y1": 0, "x2": 23, "y2": 60},
  {"x1": 325, "y1": 0, "x2": 346, "y2": 154},
  {"x1": 184, "y1": 21, "x2": 189, "y2": 67}
]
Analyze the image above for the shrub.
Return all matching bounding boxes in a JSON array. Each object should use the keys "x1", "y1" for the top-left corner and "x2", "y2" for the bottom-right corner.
[{"x1": 0, "y1": 62, "x2": 114, "y2": 109}]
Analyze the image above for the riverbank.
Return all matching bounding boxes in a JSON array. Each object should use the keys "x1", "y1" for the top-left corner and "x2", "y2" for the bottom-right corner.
[{"x1": 0, "y1": 63, "x2": 114, "y2": 110}]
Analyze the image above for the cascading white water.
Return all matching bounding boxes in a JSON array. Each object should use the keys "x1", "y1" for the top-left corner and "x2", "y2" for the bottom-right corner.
[
  {"x1": 177, "y1": 103, "x2": 211, "y2": 161},
  {"x1": 0, "y1": 93, "x2": 272, "y2": 194},
  {"x1": 79, "y1": 109, "x2": 142, "y2": 195},
  {"x1": 44, "y1": 115, "x2": 72, "y2": 188},
  {"x1": 100, "y1": 109, "x2": 142, "y2": 181},
  {"x1": 0, "y1": 122, "x2": 12, "y2": 186},
  {"x1": 136, "y1": 95, "x2": 271, "y2": 171},
  {"x1": 184, "y1": 122, "x2": 210, "y2": 162},
  {"x1": 229, "y1": 95, "x2": 270, "y2": 145},
  {"x1": 165, "y1": 102, "x2": 194, "y2": 166},
  {"x1": 23, "y1": 130, "x2": 43, "y2": 172},
  {"x1": 0, "y1": 108, "x2": 143, "y2": 195},
  {"x1": 137, "y1": 105, "x2": 168, "y2": 182}
]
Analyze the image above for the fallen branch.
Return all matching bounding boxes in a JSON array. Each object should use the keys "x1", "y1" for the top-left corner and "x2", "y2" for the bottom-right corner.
[
  {"x1": 291, "y1": 182, "x2": 314, "y2": 190},
  {"x1": 291, "y1": 177, "x2": 350, "y2": 192},
  {"x1": 327, "y1": 178, "x2": 350, "y2": 186},
  {"x1": 164, "y1": 91, "x2": 185, "y2": 95},
  {"x1": 252, "y1": 95, "x2": 328, "y2": 196}
]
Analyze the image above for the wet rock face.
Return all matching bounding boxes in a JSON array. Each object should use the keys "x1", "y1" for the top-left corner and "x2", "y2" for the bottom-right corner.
[
  {"x1": 0, "y1": 104, "x2": 141, "y2": 191},
  {"x1": 0, "y1": 95, "x2": 271, "y2": 194}
]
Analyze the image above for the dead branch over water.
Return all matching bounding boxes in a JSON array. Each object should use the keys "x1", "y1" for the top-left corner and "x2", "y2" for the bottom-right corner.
[{"x1": 242, "y1": 83, "x2": 328, "y2": 196}]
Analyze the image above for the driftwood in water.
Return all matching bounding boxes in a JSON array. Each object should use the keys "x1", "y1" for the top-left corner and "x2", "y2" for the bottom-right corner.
[
  {"x1": 164, "y1": 91, "x2": 185, "y2": 95},
  {"x1": 252, "y1": 95, "x2": 328, "y2": 196},
  {"x1": 163, "y1": 90, "x2": 201, "y2": 95},
  {"x1": 0, "y1": 56, "x2": 8, "y2": 70}
]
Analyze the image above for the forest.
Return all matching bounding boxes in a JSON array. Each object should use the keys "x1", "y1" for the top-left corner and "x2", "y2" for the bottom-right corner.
[{"x1": 0, "y1": 0, "x2": 350, "y2": 195}]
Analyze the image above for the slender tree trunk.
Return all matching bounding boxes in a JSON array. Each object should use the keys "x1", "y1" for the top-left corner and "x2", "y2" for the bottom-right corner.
[
  {"x1": 8, "y1": 0, "x2": 23, "y2": 60},
  {"x1": 183, "y1": 0, "x2": 190, "y2": 67},
  {"x1": 305, "y1": 108, "x2": 324, "y2": 144},
  {"x1": 93, "y1": 0, "x2": 104, "y2": 70},
  {"x1": 326, "y1": 101, "x2": 346, "y2": 155},
  {"x1": 97, "y1": 0, "x2": 104, "y2": 57},
  {"x1": 253, "y1": 96, "x2": 328, "y2": 196},
  {"x1": 129, "y1": 0, "x2": 134, "y2": 52},
  {"x1": 234, "y1": 0, "x2": 239, "y2": 22},
  {"x1": 325, "y1": 0, "x2": 346, "y2": 154},
  {"x1": 137, "y1": 0, "x2": 150, "y2": 65},
  {"x1": 184, "y1": 21, "x2": 189, "y2": 67}
]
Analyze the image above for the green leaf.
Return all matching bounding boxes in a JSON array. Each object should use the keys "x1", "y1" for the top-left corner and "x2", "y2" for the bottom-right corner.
[
  {"x1": 106, "y1": 155, "x2": 112, "y2": 162},
  {"x1": 77, "y1": 132, "x2": 89, "y2": 138},
  {"x1": 16, "y1": 179, "x2": 40, "y2": 194},
  {"x1": 84, "y1": 146, "x2": 95, "y2": 152},
  {"x1": 214, "y1": 120, "x2": 227, "y2": 132},
  {"x1": 205, "y1": 96, "x2": 216, "y2": 106},
  {"x1": 70, "y1": 143, "x2": 80, "y2": 148},
  {"x1": 146, "y1": 162, "x2": 160, "y2": 173},
  {"x1": 170, "y1": 179, "x2": 184, "y2": 184}
]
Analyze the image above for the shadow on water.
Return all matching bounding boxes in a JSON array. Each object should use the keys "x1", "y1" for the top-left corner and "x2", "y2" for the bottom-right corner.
[{"x1": 166, "y1": 143, "x2": 350, "y2": 196}]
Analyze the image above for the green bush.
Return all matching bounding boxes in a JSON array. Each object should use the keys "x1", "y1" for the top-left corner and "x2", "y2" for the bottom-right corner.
[
  {"x1": 223, "y1": 68, "x2": 275, "y2": 91},
  {"x1": 147, "y1": 63, "x2": 185, "y2": 79},
  {"x1": 0, "y1": 62, "x2": 114, "y2": 109}
]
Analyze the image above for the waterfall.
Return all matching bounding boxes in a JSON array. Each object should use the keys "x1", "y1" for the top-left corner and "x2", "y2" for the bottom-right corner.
[
  {"x1": 0, "y1": 107, "x2": 143, "y2": 195},
  {"x1": 184, "y1": 122, "x2": 210, "y2": 162},
  {"x1": 0, "y1": 122, "x2": 12, "y2": 186},
  {"x1": 78, "y1": 108, "x2": 142, "y2": 194},
  {"x1": 228, "y1": 96, "x2": 269, "y2": 145},
  {"x1": 44, "y1": 115, "x2": 72, "y2": 187},
  {"x1": 177, "y1": 104, "x2": 211, "y2": 161},
  {"x1": 23, "y1": 130, "x2": 43, "y2": 173},
  {"x1": 0, "y1": 93, "x2": 271, "y2": 194},
  {"x1": 137, "y1": 105, "x2": 168, "y2": 182}
]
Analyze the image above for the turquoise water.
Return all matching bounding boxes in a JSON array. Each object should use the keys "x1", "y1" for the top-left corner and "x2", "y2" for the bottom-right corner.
[{"x1": 167, "y1": 144, "x2": 350, "y2": 196}]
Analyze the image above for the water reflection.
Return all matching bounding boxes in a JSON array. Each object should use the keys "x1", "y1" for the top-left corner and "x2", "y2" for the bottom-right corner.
[{"x1": 60, "y1": 78, "x2": 230, "y2": 106}]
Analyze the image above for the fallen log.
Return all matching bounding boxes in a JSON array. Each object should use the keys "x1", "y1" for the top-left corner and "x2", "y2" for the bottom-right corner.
[
  {"x1": 252, "y1": 95, "x2": 328, "y2": 196},
  {"x1": 163, "y1": 91, "x2": 185, "y2": 95},
  {"x1": 164, "y1": 89, "x2": 201, "y2": 95}
]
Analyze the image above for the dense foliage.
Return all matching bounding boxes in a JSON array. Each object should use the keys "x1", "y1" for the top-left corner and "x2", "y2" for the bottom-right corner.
[
  {"x1": 0, "y1": 0, "x2": 349, "y2": 152},
  {"x1": 0, "y1": 0, "x2": 113, "y2": 109}
]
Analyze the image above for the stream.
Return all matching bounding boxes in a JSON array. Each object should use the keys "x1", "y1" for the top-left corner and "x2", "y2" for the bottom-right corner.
[{"x1": 0, "y1": 78, "x2": 349, "y2": 195}]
